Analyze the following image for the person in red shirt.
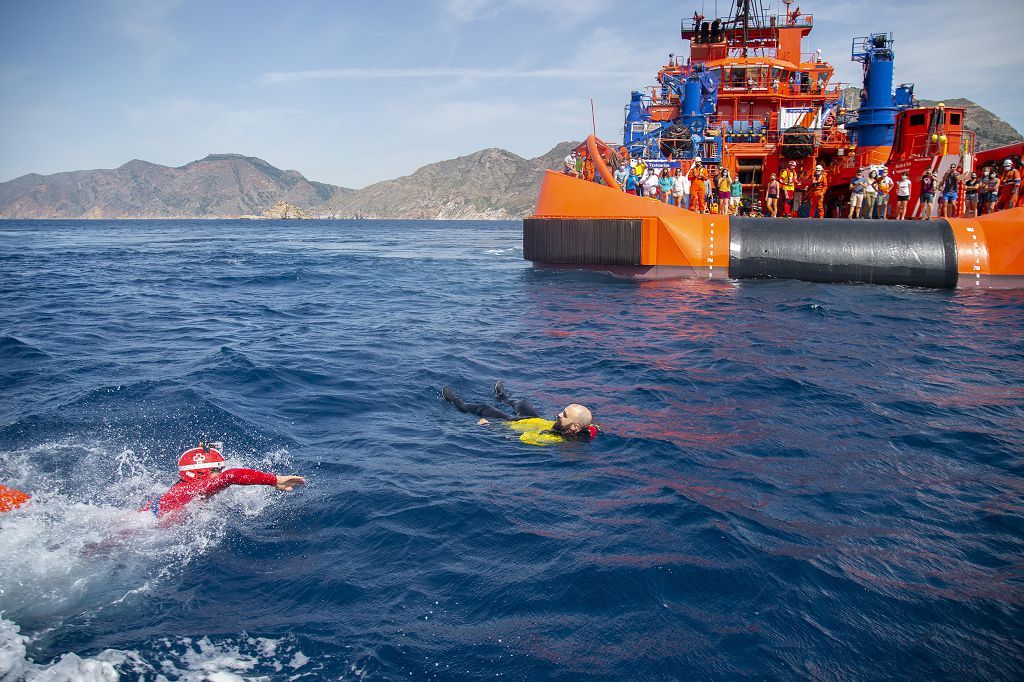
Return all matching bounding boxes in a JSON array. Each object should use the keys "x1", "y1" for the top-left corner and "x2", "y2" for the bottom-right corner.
[{"x1": 147, "y1": 443, "x2": 305, "y2": 524}]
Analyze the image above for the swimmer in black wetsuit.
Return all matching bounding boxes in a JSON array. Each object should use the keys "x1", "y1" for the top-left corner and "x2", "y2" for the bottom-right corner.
[{"x1": 442, "y1": 381, "x2": 598, "y2": 443}]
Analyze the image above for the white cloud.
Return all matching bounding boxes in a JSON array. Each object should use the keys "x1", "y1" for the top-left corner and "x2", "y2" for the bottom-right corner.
[
  {"x1": 440, "y1": 0, "x2": 614, "y2": 24},
  {"x1": 440, "y1": 0, "x2": 499, "y2": 23},
  {"x1": 107, "y1": 0, "x2": 185, "y2": 65},
  {"x1": 262, "y1": 66, "x2": 636, "y2": 84}
]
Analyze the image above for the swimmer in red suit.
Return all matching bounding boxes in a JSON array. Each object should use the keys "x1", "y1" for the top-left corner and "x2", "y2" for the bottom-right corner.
[{"x1": 147, "y1": 443, "x2": 305, "y2": 524}]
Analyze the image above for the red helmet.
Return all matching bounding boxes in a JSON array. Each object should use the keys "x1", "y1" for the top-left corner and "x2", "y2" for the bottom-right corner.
[{"x1": 178, "y1": 445, "x2": 225, "y2": 480}]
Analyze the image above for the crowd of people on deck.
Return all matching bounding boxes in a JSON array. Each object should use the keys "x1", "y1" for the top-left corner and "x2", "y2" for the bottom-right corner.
[
  {"x1": 846, "y1": 159, "x2": 1020, "y2": 220},
  {"x1": 564, "y1": 148, "x2": 1023, "y2": 219},
  {"x1": 564, "y1": 150, "x2": 748, "y2": 216}
]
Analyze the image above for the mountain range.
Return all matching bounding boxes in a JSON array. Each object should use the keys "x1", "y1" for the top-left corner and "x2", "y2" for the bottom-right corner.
[
  {"x1": 1, "y1": 97, "x2": 1020, "y2": 220},
  {"x1": 0, "y1": 144, "x2": 576, "y2": 221}
]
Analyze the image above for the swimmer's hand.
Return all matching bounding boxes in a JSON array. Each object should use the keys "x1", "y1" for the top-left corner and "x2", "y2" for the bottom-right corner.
[
  {"x1": 477, "y1": 418, "x2": 490, "y2": 426},
  {"x1": 275, "y1": 475, "x2": 305, "y2": 491}
]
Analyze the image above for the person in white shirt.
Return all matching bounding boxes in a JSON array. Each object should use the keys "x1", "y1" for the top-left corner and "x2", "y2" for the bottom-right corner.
[
  {"x1": 642, "y1": 169, "x2": 660, "y2": 198},
  {"x1": 564, "y1": 152, "x2": 579, "y2": 178},
  {"x1": 895, "y1": 173, "x2": 912, "y2": 220},
  {"x1": 672, "y1": 168, "x2": 691, "y2": 209}
]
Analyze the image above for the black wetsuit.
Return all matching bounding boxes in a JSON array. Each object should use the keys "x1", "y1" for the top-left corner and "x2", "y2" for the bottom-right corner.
[
  {"x1": 443, "y1": 384, "x2": 541, "y2": 421},
  {"x1": 442, "y1": 384, "x2": 596, "y2": 442}
]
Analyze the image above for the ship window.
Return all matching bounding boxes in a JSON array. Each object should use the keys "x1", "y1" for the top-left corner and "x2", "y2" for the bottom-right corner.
[
  {"x1": 909, "y1": 113, "x2": 926, "y2": 126},
  {"x1": 950, "y1": 113, "x2": 961, "y2": 125}
]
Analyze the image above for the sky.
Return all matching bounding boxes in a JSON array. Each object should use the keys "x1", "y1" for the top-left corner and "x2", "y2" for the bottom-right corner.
[{"x1": 1, "y1": 0, "x2": 1022, "y2": 188}]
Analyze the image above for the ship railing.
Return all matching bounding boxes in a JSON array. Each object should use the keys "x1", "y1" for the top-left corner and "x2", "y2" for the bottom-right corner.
[
  {"x1": 719, "y1": 76, "x2": 842, "y2": 97},
  {"x1": 784, "y1": 13, "x2": 813, "y2": 27},
  {"x1": 801, "y1": 52, "x2": 827, "y2": 65}
]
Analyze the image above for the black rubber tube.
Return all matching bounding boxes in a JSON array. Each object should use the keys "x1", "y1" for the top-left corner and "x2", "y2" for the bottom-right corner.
[
  {"x1": 523, "y1": 218, "x2": 642, "y2": 266},
  {"x1": 728, "y1": 217, "x2": 958, "y2": 288}
]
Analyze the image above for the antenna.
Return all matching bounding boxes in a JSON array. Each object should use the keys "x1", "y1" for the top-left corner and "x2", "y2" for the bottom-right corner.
[{"x1": 591, "y1": 98, "x2": 597, "y2": 136}]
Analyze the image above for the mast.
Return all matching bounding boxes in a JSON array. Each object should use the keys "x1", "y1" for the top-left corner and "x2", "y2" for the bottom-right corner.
[{"x1": 741, "y1": 0, "x2": 749, "y2": 58}]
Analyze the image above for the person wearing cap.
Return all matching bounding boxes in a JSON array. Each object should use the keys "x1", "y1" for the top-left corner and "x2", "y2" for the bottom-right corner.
[
  {"x1": 442, "y1": 382, "x2": 598, "y2": 446},
  {"x1": 939, "y1": 166, "x2": 961, "y2": 218},
  {"x1": 875, "y1": 168, "x2": 893, "y2": 219},
  {"x1": 808, "y1": 164, "x2": 828, "y2": 218},
  {"x1": 147, "y1": 443, "x2": 305, "y2": 524},
  {"x1": 687, "y1": 158, "x2": 708, "y2": 213},
  {"x1": 918, "y1": 170, "x2": 937, "y2": 220},
  {"x1": 848, "y1": 169, "x2": 866, "y2": 219},
  {"x1": 997, "y1": 159, "x2": 1020, "y2": 211},
  {"x1": 780, "y1": 161, "x2": 798, "y2": 217}
]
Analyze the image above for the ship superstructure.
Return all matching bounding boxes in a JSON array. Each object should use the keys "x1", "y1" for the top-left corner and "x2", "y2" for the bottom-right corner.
[{"x1": 608, "y1": 0, "x2": 975, "y2": 214}]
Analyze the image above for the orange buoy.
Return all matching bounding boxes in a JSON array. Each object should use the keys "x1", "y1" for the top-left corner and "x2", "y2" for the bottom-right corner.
[{"x1": 0, "y1": 484, "x2": 31, "y2": 512}]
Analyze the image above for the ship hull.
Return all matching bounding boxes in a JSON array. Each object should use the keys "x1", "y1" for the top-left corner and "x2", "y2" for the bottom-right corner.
[{"x1": 527, "y1": 170, "x2": 1024, "y2": 289}]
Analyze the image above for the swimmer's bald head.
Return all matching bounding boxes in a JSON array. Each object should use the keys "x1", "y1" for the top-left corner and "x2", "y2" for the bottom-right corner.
[{"x1": 555, "y1": 404, "x2": 592, "y2": 433}]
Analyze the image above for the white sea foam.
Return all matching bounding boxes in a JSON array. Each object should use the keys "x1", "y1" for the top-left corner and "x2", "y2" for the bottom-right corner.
[
  {"x1": 0, "y1": 620, "x2": 313, "y2": 682},
  {"x1": 0, "y1": 439, "x2": 305, "y2": 682}
]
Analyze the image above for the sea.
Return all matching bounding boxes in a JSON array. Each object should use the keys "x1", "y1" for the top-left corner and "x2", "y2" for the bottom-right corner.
[{"x1": 0, "y1": 219, "x2": 1021, "y2": 681}]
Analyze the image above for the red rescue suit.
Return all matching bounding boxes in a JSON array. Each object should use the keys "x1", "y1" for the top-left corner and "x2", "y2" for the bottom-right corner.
[{"x1": 147, "y1": 468, "x2": 276, "y2": 523}]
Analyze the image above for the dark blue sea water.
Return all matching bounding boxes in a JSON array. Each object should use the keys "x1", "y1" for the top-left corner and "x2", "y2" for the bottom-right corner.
[{"x1": 0, "y1": 219, "x2": 1022, "y2": 681}]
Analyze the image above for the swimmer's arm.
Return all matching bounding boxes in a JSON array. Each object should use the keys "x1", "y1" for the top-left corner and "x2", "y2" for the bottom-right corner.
[
  {"x1": 274, "y1": 475, "x2": 305, "y2": 491},
  {"x1": 219, "y1": 468, "x2": 283, "y2": 488},
  {"x1": 220, "y1": 469, "x2": 305, "y2": 491}
]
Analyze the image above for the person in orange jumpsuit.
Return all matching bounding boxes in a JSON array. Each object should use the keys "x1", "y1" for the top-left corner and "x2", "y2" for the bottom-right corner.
[
  {"x1": 687, "y1": 157, "x2": 708, "y2": 213},
  {"x1": 997, "y1": 159, "x2": 1021, "y2": 211},
  {"x1": 808, "y1": 164, "x2": 828, "y2": 218},
  {"x1": 580, "y1": 157, "x2": 594, "y2": 182}
]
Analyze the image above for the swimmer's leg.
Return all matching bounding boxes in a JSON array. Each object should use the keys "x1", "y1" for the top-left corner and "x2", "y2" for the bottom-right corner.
[
  {"x1": 511, "y1": 400, "x2": 541, "y2": 418},
  {"x1": 442, "y1": 385, "x2": 511, "y2": 420},
  {"x1": 493, "y1": 381, "x2": 541, "y2": 418}
]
